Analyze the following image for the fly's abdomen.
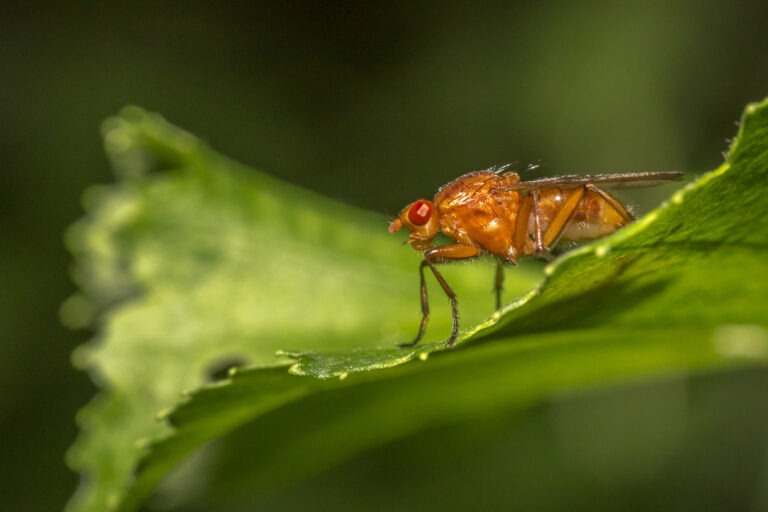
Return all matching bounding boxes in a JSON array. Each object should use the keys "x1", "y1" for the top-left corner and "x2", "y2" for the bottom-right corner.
[{"x1": 534, "y1": 188, "x2": 629, "y2": 242}]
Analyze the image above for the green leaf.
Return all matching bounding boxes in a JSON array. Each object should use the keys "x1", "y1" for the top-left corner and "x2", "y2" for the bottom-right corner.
[
  {"x1": 64, "y1": 108, "x2": 539, "y2": 511},
  {"x1": 66, "y1": 99, "x2": 768, "y2": 511}
]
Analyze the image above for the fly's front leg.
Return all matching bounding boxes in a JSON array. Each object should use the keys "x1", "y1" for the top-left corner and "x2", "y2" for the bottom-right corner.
[
  {"x1": 399, "y1": 244, "x2": 481, "y2": 349},
  {"x1": 398, "y1": 260, "x2": 433, "y2": 348}
]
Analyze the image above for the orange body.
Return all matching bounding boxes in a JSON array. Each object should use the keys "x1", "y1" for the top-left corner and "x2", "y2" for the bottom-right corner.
[
  {"x1": 434, "y1": 171, "x2": 524, "y2": 261},
  {"x1": 392, "y1": 169, "x2": 631, "y2": 262},
  {"x1": 388, "y1": 167, "x2": 683, "y2": 348}
]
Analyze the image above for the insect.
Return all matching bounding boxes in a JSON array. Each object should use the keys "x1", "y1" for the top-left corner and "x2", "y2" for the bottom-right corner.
[{"x1": 388, "y1": 165, "x2": 684, "y2": 348}]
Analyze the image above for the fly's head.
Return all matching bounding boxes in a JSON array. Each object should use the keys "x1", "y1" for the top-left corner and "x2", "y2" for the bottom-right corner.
[{"x1": 388, "y1": 199, "x2": 440, "y2": 251}]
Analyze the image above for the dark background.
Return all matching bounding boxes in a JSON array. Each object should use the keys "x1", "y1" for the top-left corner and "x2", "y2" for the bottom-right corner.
[{"x1": 2, "y1": 2, "x2": 767, "y2": 510}]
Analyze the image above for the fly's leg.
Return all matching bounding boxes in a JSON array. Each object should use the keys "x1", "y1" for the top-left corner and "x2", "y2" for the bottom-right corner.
[
  {"x1": 539, "y1": 185, "x2": 634, "y2": 251},
  {"x1": 398, "y1": 244, "x2": 481, "y2": 349},
  {"x1": 524, "y1": 185, "x2": 630, "y2": 261},
  {"x1": 398, "y1": 260, "x2": 433, "y2": 348},
  {"x1": 513, "y1": 193, "x2": 533, "y2": 254},
  {"x1": 515, "y1": 190, "x2": 555, "y2": 260},
  {"x1": 541, "y1": 186, "x2": 586, "y2": 249},
  {"x1": 530, "y1": 190, "x2": 546, "y2": 254}
]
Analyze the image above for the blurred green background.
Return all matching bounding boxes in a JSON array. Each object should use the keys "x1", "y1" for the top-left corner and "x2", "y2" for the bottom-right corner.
[{"x1": 2, "y1": 2, "x2": 767, "y2": 510}]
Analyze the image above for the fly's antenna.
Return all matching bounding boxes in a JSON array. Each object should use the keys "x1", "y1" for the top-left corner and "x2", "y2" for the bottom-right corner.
[{"x1": 382, "y1": 210, "x2": 400, "y2": 228}]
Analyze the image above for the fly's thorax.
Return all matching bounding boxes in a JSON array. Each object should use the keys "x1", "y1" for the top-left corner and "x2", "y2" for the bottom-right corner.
[
  {"x1": 434, "y1": 170, "x2": 520, "y2": 205},
  {"x1": 434, "y1": 171, "x2": 523, "y2": 258}
]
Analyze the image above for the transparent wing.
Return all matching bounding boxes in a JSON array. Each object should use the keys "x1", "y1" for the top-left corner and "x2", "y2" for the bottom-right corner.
[{"x1": 508, "y1": 171, "x2": 684, "y2": 191}]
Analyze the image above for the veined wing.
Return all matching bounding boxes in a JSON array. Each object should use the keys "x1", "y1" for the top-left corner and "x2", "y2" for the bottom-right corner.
[{"x1": 507, "y1": 171, "x2": 684, "y2": 191}]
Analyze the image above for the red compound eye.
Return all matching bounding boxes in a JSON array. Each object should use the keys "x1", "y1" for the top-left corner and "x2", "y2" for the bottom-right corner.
[{"x1": 408, "y1": 200, "x2": 433, "y2": 226}]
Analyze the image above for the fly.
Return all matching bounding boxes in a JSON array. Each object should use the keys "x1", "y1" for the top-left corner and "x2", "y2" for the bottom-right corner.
[{"x1": 388, "y1": 165, "x2": 684, "y2": 348}]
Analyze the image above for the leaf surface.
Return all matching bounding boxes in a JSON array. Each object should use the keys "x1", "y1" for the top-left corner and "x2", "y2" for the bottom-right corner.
[
  {"x1": 64, "y1": 108, "x2": 537, "y2": 511},
  {"x1": 66, "y1": 100, "x2": 768, "y2": 511}
]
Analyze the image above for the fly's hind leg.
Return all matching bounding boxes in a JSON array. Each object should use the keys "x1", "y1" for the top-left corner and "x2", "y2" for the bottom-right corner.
[
  {"x1": 541, "y1": 186, "x2": 587, "y2": 249},
  {"x1": 537, "y1": 185, "x2": 633, "y2": 255},
  {"x1": 398, "y1": 244, "x2": 481, "y2": 349},
  {"x1": 523, "y1": 185, "x2": 633, "y2": 261}
]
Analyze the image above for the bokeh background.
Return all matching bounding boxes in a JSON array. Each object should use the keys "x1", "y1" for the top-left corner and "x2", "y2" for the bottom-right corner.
[{"x1": 2, "y1": 2, "x2": 768, "y2": 510}]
